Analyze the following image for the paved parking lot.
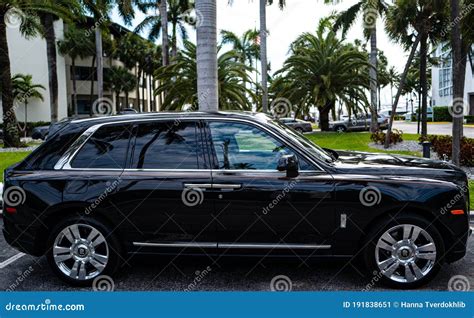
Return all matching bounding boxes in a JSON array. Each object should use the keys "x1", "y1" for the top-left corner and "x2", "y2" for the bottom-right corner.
[
  {"x1": 0, "y1": 219, "x2": 472, "y2": 291},
  {"x1": 392, "y1": 121, "x2": 474, "y2": 138}
]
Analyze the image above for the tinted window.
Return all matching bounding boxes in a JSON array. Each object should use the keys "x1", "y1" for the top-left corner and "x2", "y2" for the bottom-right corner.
[
  {"x1": 71, "y1": 124, "x2": 131, "y2": 169},
  {"x1": 132, "y1": 121, "x2": 199, "y2": 169},
  {"x1": 209, "y1": 121, "x2": 313, "y2": 170}
]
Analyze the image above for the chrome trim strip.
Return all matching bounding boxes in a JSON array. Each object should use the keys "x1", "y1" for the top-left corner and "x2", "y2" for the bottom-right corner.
[
  {"x1": 132, "y1": 242, "x2": 217, "y2": 248},
  {"x1": 55, "y1": 116, "x2": 326, "y2": 172},
  {"x1": 218, "y1": 243, "x2": 331, "y2": 249},
  {"x1": 212, "y1": 184, "x2": 242, "y2": 189}
]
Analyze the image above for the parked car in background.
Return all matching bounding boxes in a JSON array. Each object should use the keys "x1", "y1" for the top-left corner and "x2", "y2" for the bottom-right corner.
[
  {"x1": 279, "y1": 118, "x2": 313, "y2": 133},
  {"x1": 31, "y1": 125, "x2": 50, "y2": 140},
  {"x1": 118, "y1": 108, "x2": 138, "y2": 115},
  {"x1": 2, "y1": 112, "x2": 469, "y2": 288},
  {"x1": 404, "y1": 107, "x2": 433, "y2": 121},
  {"x1": 0, "y1": 129, "x2": 3, "y2": 140},
  {"x1": 329, "y1": 114, "x2": 389, "y2": 132}
]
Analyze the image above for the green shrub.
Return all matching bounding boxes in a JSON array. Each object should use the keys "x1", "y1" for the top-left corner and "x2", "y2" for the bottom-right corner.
[
  {"x1": 466, "y1": 115, "x2": 474, "y2": 124},
  {"x1": 0, "y1": 121, "x2": 50, "y2": 137},
  {"x1": 371, "y1": 129, "x2": 404, "y2": 145},
  {"x1": 433, "y1": 106, "x2": 452, "y2": 122},
  {"x1": 421, "y1": 135, "x2": 474, "y2": 166}
]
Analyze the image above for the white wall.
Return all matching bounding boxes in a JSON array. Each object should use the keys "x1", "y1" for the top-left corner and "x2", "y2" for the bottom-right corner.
[{"x1": 0, "y1": 20, "x2": 68, "y2": 123}]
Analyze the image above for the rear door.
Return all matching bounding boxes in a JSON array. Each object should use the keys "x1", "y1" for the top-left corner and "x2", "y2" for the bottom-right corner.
[{"x1": 114, "y1": 120, "x2": 216, "y2": 253}]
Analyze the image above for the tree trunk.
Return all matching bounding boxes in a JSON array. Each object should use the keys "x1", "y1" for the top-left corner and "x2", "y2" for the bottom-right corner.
[
  {"x1": 159, "y1": 0, "x2": 169, "y2": 66},
  {"x1": 89, "y1": 55, "x2": 96, "y2": 116},
  {"x1": 450, "y1": 0, "x2": 465, "y2": 166},
  {"x1": 319, "y1": 103, "x2": 332, "y2": 131},
  {"x1": 24, "y1": 101, "x2": 28, "y2": 139},
  {"x1": 125, "y1": 92, "x2": 129, "y2": 107},
  {"x1": 420, "y1": 33, "x2": 428, "y2": 138},
  {"x1": 149, "y1": 75, "x2": 153, "y2": 111},
  {"x1": 259, "y1": 0, "x2": 268, "y2": 113},
  {"x1": 41, "y1": 14, "x2": 59, "y2": 123},
  {"x1": 385, "y1": 34, "x2": 421, "y2": 148},
  {"x1": 369, "y1": 28, "x2": 378, "y2": 132},
  {"x1": 196, "y1": 0, "x2": 218, "y2": 111},
  {"x1": 72, "y1": 59, "x2": 78, "y2": 116},
  {"x1": 0, "y1": 11, "x2": 21, "y2": 147},
  {"x1": 95, "y1": 27, "x2": 104, "y2": 103},
  {"x1": 142, "y1": 73, "x2": 146, "y2": 111},
  {"x1": 136, "y1": 69, "x2": 141, "y2": 111},
  {"x1": 115, "y1": 91, "x2": 120, "y2": 112}
]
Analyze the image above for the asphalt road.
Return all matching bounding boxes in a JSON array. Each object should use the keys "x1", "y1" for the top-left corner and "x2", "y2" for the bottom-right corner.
[
  {"x1": 392, "y1": 121, "x2": 474, "y2": 138},
  {"x1": 0, "y1": 219, "x2": 472, "y2": 292}
]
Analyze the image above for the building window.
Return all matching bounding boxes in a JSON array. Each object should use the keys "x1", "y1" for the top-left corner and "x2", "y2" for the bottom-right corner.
[{"x1": 438, "y1": 51, "x2": 453, "y2": 97}]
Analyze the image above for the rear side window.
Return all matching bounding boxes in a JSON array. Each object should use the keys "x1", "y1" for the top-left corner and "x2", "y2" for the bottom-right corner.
[
  {"x1": 132, "y1": 121, "x2": 199, "y2": 169},
  {"x1": 70, "y1": 124, "x2": 132, "y2": 169}
]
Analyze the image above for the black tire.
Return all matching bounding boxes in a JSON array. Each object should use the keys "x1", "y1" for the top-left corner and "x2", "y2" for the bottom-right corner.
[
  {"x1": 295, "y1": 127, "x2": 304, "y2": 133},
  {"x1": 46, "y1": 216, "x2": 123, "y2": 286},
  {"x1": 362, "y1": 214, "x2": 444, "y2": 289},
  {"x1": 334, "y1": 125, "x2": 346, "y2": 133}
]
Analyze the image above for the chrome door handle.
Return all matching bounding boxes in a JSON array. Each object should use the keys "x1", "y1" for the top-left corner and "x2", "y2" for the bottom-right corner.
[
  {"x1": 212, "y1": 184, "x2": 242, "y2": 190},
  {"x1": 183, "y1": 183, "x2": 212, "y2": 189}
]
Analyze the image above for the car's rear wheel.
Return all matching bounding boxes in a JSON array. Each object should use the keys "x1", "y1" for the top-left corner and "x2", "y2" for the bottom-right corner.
[
  {"x1": 46, "y1": 217, "x2": 122, "y2": 286},
  {"x1": 363, "y1": 215, "x2": 444, "y2": 289},
  {"x1": 334, "y1": 126, "x2": 346, "y2": 133},
  {"x1": 295, "y1": 127, "x2": 304, "y2": 133}
]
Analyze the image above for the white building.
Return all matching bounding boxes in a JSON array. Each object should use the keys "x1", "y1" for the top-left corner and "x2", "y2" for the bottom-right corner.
[
  {"x1": 431, "y1": 44, "x2": 474, "y2": 115},
  {"x1": 0, "y1": 19, "x2": 158, "y2": 124}
]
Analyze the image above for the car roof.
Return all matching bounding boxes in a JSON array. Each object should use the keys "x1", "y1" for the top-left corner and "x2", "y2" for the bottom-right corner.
[{"x1": 68, "y1": 111, "x2": 272, "y2": 127}]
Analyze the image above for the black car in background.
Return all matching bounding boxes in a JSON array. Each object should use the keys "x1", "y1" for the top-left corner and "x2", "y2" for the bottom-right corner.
[
  {"x1": 31, "y1": 125, "x2": 50, "y2": 140},
  {"x1": 279, "y1": 118, "x2": 313, "y2": 133},
  {"x1": 2, "y1": 112, "x2": 470, "y2": 288}
]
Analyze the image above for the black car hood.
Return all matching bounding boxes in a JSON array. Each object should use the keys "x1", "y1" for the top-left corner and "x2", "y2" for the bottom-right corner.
[{"x1": 330, "y1": 150, "x2": 467, "y2": 185}]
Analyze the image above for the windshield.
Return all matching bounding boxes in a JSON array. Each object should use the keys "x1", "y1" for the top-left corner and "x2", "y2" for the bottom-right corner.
[{"x1": 268, "y1": 119, "x2": 334, "y2": 163}]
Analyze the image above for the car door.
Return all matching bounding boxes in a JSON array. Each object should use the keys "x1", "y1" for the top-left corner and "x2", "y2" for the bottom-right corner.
[
  {"x1": 114, "y1": 120, "x2": 216, "y2": 253},
  {"x1": 204, "y1": 120, "x2": 336, "y2": 256}
]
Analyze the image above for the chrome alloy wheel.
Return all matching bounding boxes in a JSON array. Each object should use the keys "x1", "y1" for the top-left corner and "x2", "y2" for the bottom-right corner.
[
  {"x1": 375, "y1": 224, "x2": 436, "y2": 283},
  {"x1": 53, "y1": 224, "x2": 109, "y2": 281}
]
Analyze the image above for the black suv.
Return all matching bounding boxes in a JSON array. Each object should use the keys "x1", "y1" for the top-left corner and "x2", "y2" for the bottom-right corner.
[{"x1": 2, "y1": 112, "x2": 470, "y2": 288}]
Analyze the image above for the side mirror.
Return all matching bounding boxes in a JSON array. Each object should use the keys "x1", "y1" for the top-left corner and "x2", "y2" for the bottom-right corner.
[{"x1": 277, "y1": 154, "x2": 299, "y2": 178}]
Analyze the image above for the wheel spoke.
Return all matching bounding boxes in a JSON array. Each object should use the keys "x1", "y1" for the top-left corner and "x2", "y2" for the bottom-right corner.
[
  {"x1": 93, "y1": 253, "x2": 108, "y2": 264},
  {"x1": 377, "y1": 240, "x2": 394, "y2": 251},
  {"x1": 402, "y1": 225, "x2": 412, "y2": 240},
  {"x1": 416, "y1": 251, "x2": 436, "y2": 260},
  {"x1": 69, "y1": 225, "x2": 81, "y2": 240},
  {"x1": 62, "y1": 229, "x2": 74, "y2": 243},
  {"x1": 417, "y1": 243, "x2": 436, "y2": 253},
  {"x1": 91, "y1": 234, "x2": 105, "y2": 247},
  {"x1": 380, "y1": 232, "x2": 397, "y2": 245},
  {"x1": 411, "y1": 263, "x2": 424, "y2": 279},
  {"x1": 404, "y1": 265, "x2": 415, "y2": 282},
  {"x1": 87, "y1": 228, "x2": 100, "y2": 242},
  {"x1": 78, "y1": 262, "x2": 87, "y2": 280},
  {"x1": 54, "y1": 253, "x2": 72, "y2": 262},
  {"x1": 89, "y1": 257, "x2": 106, "y2": 272},
  {"x1": 409, "y1": 226, "x2": 422, "y2": 242},
  {"x1": 53, "y1": 246, "x2": 71, "y2": 255},
  {"x1": 379, "y1": 258, "x2": 399, "y2": 276},
  {"x1": 70, "y1": 260, "x2": 80, "y2": 278}
]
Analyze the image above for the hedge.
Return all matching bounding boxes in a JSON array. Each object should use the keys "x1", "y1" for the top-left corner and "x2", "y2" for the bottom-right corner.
[
  {"x1": 433, "y1": 106, "x2": 452, "y2": 122},
  {"x1": 421, "y1": 135, "x2": 473, "y2": 166}
]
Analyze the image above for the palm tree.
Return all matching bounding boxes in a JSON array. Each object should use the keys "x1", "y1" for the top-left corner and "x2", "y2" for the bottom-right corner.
[
  {"x1": 135, "y1": 0, "x2": 193, "y2": 59},
  {"x1": 220, "y1": 29, "x2": 259, "y2": 66},
  {"x1": 11, "y1": 74, "x2": 45, "y2": 138},
  {"x1": 105, "y1": 66, "x2": 137, "y2": 111},
  {"x1": 325, "y1": 0, "x2": 388, "y2": 132},
  {"x1": 272, "y1": 20, "x2": 370, "y2": 130},
  {"x1": 80, "y1": 0, "x2": 134, "y2": 105},
  {"x1": 58, "y1": 25, "x2": 95, "y2": 116},
  {"x1": 450, "y1": 0, "x2": 462, "y2": 166},
  {"x1": 38, "y1": 0, "x2": 81, "y2": 123},
  {"x1": 154, "y1": 41, "x2": 256, "y2": 110},
  {"x1": 0, "y1": 1, "x2": 57, "y2": 147},
  {"x1": 196, "y1": 0, "x2": 217, "y2": 111},
  {"x1": 387, "y1": 66, "x2": 399, "y2": 105},
  {"x1": 385, "y1": 0, "x2": 448, "y2": 138},
  {"x1": 259, "y1": 0, "x2": 285, "y2": 113}
]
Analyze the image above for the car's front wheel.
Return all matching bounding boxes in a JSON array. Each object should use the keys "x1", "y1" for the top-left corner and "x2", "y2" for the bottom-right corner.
[
  {"x1": 334, "y1": 125, "x2": 346, "y2": 133},
  {"x1": 363, "y1": 215, "x2": 444, "y2": 289},
  {"x1": 46, "y1": 217, "x2": 122, "y2": 286}
]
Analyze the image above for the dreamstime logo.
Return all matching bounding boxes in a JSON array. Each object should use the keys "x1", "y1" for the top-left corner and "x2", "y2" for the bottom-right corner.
[
  {"x1": 363, "y1": 8, "x2": 378, "y2": 29},
  {"x1": 181, "y1": 187, "x2": 204, "y2": 207},
  {"x1": 184, "y1": 266, "x2": 212, "y2": 291},
  {"x1": 181, "y1": 8, "x2": 204, "y2": 28},
  {"x1": 4, "y1": 8, "x2": 24, "y2": 29},
  {"x1": 359, "y1": 186, "x2": 382, "y2": 207},
  {"x1": 449, "y1": 97, "x2": 470, "y2": 118},
  {"x1": 92, "y1": 97, "x2": 114, "y2": 116},
  {"x1": 3, "y1": 186, "x2": 26, "y2": 207},
  {"x1": 92, "y1": 275, "x2": 115, "y2": 292},
  {"x1": 448, "y1": 275, "x2": 471, "y2": 291},
  {"x1": 270, "y1": 275, "x2": 292, "y2": 292},
  {"x1": 270, "y1": 97, "x2": 292, "y2": 118}
]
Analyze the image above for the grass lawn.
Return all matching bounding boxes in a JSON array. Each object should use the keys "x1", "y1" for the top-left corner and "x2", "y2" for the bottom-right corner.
[
  {"x1": 306, "y1": 132, "x2": 422, "y2": 157},
  {"x1": 470, "y1": 181, "x2": 474, "y2": 209},
  {"x1": 0, "y1": 152, "x2": 31, "y2": 182}
]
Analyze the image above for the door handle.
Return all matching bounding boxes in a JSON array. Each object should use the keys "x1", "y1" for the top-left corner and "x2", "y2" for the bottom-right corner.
[
  {"x1": 211, "y1": 184, "x2": 242, "y2": 190},
  {"x1": 183, "y1": 183, "x2": 212, "y2": 189}
]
